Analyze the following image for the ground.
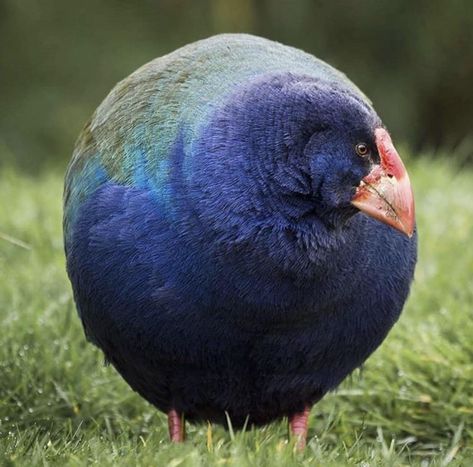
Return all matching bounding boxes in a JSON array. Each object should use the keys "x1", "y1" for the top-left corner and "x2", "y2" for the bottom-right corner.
[{"x1": 0, "y1": 152, "x2": 472, "y2": 466}]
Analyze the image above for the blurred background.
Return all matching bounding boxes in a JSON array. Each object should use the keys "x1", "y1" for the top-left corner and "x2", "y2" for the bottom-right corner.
[{"x1": 1, "y1": 0, "x2": 472, "y2": 172}]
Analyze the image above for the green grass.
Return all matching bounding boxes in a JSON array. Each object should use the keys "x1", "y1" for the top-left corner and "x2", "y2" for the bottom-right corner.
[{"x1": 0, "y1": 153, "x2": 472, "y2": 466}]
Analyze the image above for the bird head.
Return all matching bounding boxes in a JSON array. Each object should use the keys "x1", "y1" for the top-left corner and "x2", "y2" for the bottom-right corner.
[
  {"x1": 304, "y1": 98, "x2": 415, "y2": 237},
  {"x1": 265, "y1": 76, "x2": 415, "y2": 237},
  {"x1": 194, "y1": 73, "x2": 415, "y2": 239}
]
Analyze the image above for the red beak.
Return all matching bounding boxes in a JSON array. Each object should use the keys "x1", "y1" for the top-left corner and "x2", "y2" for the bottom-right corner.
[{"x1": 351, "y1": 128, "x2": 415, "y2": 237}]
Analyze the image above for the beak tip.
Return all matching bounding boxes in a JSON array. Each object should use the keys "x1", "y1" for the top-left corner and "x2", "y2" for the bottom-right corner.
[
  {"x1": 403, "y1": 213, "x2": 416, "y2": 238},
  {"x1": 404, "y1": 224, "x2": 415, "y2": 238}
]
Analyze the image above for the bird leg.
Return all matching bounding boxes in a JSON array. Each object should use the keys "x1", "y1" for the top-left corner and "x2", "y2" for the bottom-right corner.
[
  {"x1": 168, "y1": 409, "x2": 185, "y2": 442},
  {"x1": 289, "y1": 406, "x2": 311, "y2": 450}
]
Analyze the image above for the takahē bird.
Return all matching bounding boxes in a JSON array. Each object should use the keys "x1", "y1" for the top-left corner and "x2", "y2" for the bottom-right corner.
[{"x1": 64, "y1": 34, "x2": 417, "y2": 447}]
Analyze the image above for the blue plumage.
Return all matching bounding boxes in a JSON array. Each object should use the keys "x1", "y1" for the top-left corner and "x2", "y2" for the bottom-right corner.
[{"x1": 64, "y1": 35, "x2": 417, "y2": 440}]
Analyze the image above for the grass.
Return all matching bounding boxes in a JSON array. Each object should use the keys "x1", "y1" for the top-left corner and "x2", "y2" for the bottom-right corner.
[{"x1": 0, "y1": 153, "x2": 472, "y2": 466}]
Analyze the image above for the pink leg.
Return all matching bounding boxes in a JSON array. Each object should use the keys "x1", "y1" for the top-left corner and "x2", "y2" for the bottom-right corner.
[
  {"x1": 168, "y1": 409, "x2": 185, "y2": 442},
  {"x1": 289, "y1": 406, "x2": 311, "y2": 450}
]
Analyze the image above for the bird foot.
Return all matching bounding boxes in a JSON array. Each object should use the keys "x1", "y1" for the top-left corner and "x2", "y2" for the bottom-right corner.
[
  {"x1": 168, "y1": 409, "x2": 185, "y2": 442},
  {"x1": 289, "y1": 406, "x2": 311, "y2": 450}
]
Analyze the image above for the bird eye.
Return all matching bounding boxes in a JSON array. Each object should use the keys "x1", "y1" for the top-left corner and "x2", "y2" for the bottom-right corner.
[{"x1": 355, "y1": 143, "x2": 370, "y2": 158}]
